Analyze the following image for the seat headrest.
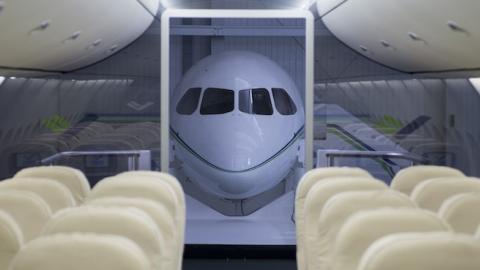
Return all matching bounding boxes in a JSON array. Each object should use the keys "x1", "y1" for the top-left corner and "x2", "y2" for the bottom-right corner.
[
  {"x1": 358, "y1": 233, "x2": 480, "y2": 270},
  {"x1": 296, "y1": 167, "x2": 372, "y2": 203},
  {"x1": 331, "y1": 208, "x2": 450, "y2": 270},
  {"x1": 391, "y1": 165, "x2": 465, "y2": 195},
  {"x1": 9, "y1": 233, "x2": 151, "y2": 270},
  {"x1": 0, "y1": 210, "x2": 23, "y2": 270},
  {"x1": 86, "y1": 197, "x2": 180, "y2": 270},
  {"x1": 0, "y1": 190, "x2": 51, "y2": 241},
  {"x1": 0, "y1": 178, "x2": 76, "y2": 212},
  {"x1": 15, "y1": 166, "x2": 90, "y2": 204},
  {"x1": 411, "y1": 177, "x2": 480, "y2": 211},
  {"x1": 88, "y1": 176, "x2": 179, "y2": 221},
  {"x1": 310, "y1": 190, "x2": 415, "y2": 270},
  {"x1": 43, "y1": 206, "x2": 163, "y2": 269},
  {"x1": 117, "y1": 171, "x2": 185, "y2": 204},
  {"x1": 439, "y1": 192, "x2": 480, "y2": 234}
]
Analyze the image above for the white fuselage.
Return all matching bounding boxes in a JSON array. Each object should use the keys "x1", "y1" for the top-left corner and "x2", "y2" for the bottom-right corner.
[{"x1": 171, "y1": 51, "x2": 304, "y2": 199}]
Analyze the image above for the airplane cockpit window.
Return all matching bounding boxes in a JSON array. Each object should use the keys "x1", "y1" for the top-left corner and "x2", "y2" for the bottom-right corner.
[
  {"x1": 272, "y1": 88, "x2": 297, "y2": 115},
  {"x1": 239, "y1": 88, "x2": 274, "y2": 115},
  {"x1": 200, "y1": 88, "x2": 235, "y2": 115},
  {"x1": 176, "y1": 87, "x2": 202, "y2": 115}
]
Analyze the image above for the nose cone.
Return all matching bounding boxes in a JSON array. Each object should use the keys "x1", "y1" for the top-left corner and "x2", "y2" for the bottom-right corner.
[{"x1": 177, "y1": 114, "x2": 297, "y2": 172}]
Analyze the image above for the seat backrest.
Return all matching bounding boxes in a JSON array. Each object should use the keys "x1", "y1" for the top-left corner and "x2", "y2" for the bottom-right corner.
[
  {"x1": 358, "y1": 233, "x2": 480, "y2": 270},
  {"x1": 391, "y1": 165, "x2": 465, "y2": 195},
  {"x1": 439, "y1": 193, "x2": 480, "y2": 234},
  {"x1": 87, "y1": 176, "x2": 180, "y2": 229},
  {"x1": 87, "y1": 197, "x2": 179, "y2": 270},
  {"x1": 0, "y1": 178, "x2": 76, "y2": 212},
  {"x1": 9, "y1": 234, "x2": 150, "y2": 270},
  {"x1": 0, "y1": 190, "x2": 51, "y2": 241},
  {"x1": 117, "y1": 171, "x2": 185, "y2": 207},
  {"x1": 411, "y1": 177, "x2": 480, "y2": 211},
  {"x1": 330, "y1": 208, "x2": 450, "y2": 270},
  {"x1": 295, "y1": 167, "x2": 372, "y2": 270},
  {"x1": 115, "y1": 170, "x2": 185, "y2": 269},
  {"x1": 311, "y1": 190, "x2": 415, "y2": 270},
  {"x1": 15, "y1": 166, "x2": 90, "y2": 204},
  {"x1": 302, "y1": 177, "x2": 387, "y2": 270},
  {"x1": 0, "y1": 210, "x2": 23, "y2": 270},
  {"x1": 42, "y1": 206, "x2": 163, "y2": 270}
]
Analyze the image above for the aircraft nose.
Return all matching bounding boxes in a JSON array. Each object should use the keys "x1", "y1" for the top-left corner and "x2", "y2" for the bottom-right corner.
[
  {"x1": 178, "y1": 115, "x2": 284, "y2": 172},
  {"x1": 200, "y1": 125, "x2": 262, "y2": 172}
]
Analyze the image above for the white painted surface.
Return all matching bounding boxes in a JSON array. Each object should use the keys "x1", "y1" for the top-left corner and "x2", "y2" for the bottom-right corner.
[
  {"x1": 319, "y1": 0, "x2": 480, "y2": 73},
  {"x1": 469, "y1": 78, "x2": 480, "y2": 96},
  {"x1": 0, "y1": 0, "x2": 158, "y2": 73},
  {"x1": 185, "y1": 192, "x2": 296, "y2": 245}
]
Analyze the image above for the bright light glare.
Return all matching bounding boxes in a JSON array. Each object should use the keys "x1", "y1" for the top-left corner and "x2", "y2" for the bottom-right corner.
[
  {"x1": 469, "y1": 78, "x2": 480, "y2": 96},
  {"x1": 301, "y1": 0, "x2": 315, "y2": 9},
  {"x1": 0, "y1": 76, "x2": 4, "y2": 86}
]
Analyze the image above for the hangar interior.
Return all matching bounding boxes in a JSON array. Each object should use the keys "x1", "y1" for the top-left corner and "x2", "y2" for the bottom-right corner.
[{"x1": 0, "y1": 0, "x2": 479, "y2": 269}]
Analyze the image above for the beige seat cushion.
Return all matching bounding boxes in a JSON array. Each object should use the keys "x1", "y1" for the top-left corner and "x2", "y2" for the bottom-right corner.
[
  {"x1": 311, "y1": 190, "x2": 415, "y2": 270},
  {"x1": 87, "y1": 176, "x2": 182, "y2": 246},
  {"x1": 115, "y1": 171, "x2": 185, "y2": 270},
  {"x1": 15, "y1": 166, "x2": 90, "y2": 204},
  {"x1": 358, "y1": 233, "x2": 480, "y2": 270},
  {"x1": 439, "y1": 193, "x2": 480, "y2": 234},
  {"x1": 295, "y1": 167, "x2": 372, "y2": 270},
  {"x1": 0, "y1": 210, "x2": 23, "y2": 270},
  {"x1": 0, "y1": 190, "x2": 52, "y2": 241},
  {"x1": 0, "y1": 178, "x2": 76, "y2": 212},
  {"x1": 303, "y1": 177, "x2": 387, "y2": 270},
  {"x1": 331, "y1": 208, "x2": 450, "y2": 270},
  {"x1": 87, "y1": 197, "x2": 178, "y2": 270},
  {"x1": 391, "y1": 165, "x2": 464, "y2": 195},
  {"x1": 42, "y1": 206, "x2": 163, "y2": 270},
  {"x1": 411, "y1": 177, "x2": 480, "y2": 211},
  {"x1": 9, "y1": 233, "x2": 150, "y2": 270}
]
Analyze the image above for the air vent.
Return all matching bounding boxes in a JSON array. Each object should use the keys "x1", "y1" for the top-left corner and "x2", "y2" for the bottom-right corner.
[
  {"x1": 447, "y1": 20, "x2": 468, "y2": 33},
  {"x1": 408, "y1": 32, "x2": 423, "y2": 42},
  {"x1": 87, "y1": 39, "x2": 103, "y2": 50},
  {"x1": 109, "y1": 45, "x2": 119, "y2": 53},
  {"x1": 64, "y1": 31, "x2": 82, "y2": 43},
  {"x1": 380, "y1": 40, "x2": 392, "y2": 48},
  {"x1": 30, "y1": 20, "x2": 51, "y2": 35}
]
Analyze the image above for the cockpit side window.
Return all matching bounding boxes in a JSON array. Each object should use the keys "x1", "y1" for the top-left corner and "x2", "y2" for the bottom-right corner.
[
  {"x1": 239, "y1": 88, "x2": 273, "y2": 115},
  {"x1": 272, "y1": 88, "x2": 297, "y2": 115},
  {"x1": 200, "y1": 88, "x2": 235, "y2": 115},
  {"x1": 177, "y1": 87, "x2": 202, "y2": 115}
]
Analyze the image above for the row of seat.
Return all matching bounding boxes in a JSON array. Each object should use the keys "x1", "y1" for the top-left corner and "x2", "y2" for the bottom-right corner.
[
  {"x1": 0, "y1": 166, "x2": 185, "y2": 270},
  {"x1": 295, "y1": 165, "x2": 480, "y2": 270}
]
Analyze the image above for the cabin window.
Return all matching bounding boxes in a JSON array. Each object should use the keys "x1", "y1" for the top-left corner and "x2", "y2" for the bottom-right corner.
[
  {"x1": 200, "y1": 88, "x2": 235, "y2": 115},
  {"x1": 176, "y1": 87, "x2": 202, "y2": 115},
  {"x1": 239, "y1": 88, "x2": 273, "y2": 115},
  {"x1": 272, "y1": 88, "x2": 297, "y2": 115}
]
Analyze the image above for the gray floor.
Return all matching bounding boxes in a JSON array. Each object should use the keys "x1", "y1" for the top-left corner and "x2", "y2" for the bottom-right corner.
[{"x1": 183, "y1": 259, "x2": 297, "y2": 270}]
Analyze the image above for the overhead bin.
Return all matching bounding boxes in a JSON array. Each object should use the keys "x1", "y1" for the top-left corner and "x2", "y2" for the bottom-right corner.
[
  {"x1": 0, "y1": 0, "x2": 159, "y2": 74},
  {"x1": 319, "y1": 0, "x2": 480, "y2": 73}
]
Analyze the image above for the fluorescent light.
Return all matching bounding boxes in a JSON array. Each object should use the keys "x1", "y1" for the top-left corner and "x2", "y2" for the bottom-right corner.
[
  {"x1": 469, "y1": 78, "x2": 480, "y2": 96},
  {"x1": 9, "y1": 77, "x2": 16, "y2": 80},
  {"x1": 0, "y1": 76, "x2": 4, "y2": 86}
]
